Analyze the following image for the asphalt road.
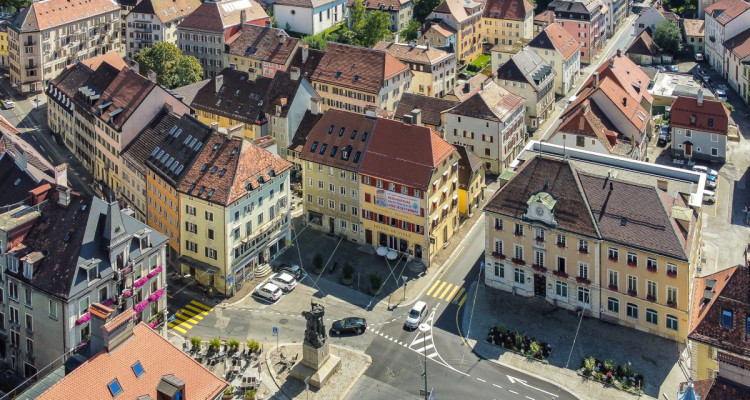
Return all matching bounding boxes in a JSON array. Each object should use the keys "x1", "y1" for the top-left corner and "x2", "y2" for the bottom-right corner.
[{"x1": 0, "y1": 76, "x2": 95, "y2": 197}]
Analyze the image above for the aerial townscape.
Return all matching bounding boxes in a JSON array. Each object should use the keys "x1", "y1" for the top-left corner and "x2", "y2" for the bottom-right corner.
[{"x1": 0, "y1": 0, "x2": 750, "y2": 397}]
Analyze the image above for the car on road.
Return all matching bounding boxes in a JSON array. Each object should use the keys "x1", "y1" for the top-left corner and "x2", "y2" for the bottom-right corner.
[
  {"x1": 1, "y1": 99, "x2": 14, "y2": 109},
  {"x1": 715, "y1": 88, "x2": 727, "y2": 101},
  {"x1": 404, "y1": 301, "x2": 428, "y2": 330},
  {"x1": 273, "y1": 263, "x2": 303, "y2": 280},
  {"x1": 703, "y1": 189, "x2": 716, "y2": 204},
  {"x1": 692, "y1": 165, "x2": 718, "y2": 189},
  {"x1": 330, "y1": 317, "x2": 367, "y2": 335},
  {"x1": 667, "y1": 65, "x2": 679, "y2": 72},
  {"x1": 269, "y1": 272, "x2": 298, "y2": 292},
  {"x1": 695, "y1": 53, "x2": 704, "y2": 61},
  {"x1": 700, "y1": 71, "x2": 711, "y2": 83},
  {"x1": 658, "y1": 133, "x2": 669, "y2": 146},
  {"x1": 254, "y1": 282, "x2": 283, "y2": 301}
]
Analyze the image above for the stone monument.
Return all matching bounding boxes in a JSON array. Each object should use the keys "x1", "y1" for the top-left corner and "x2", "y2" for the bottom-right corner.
[{"x1": 290, "y1": 301, "x2": 341, "y2": 388}]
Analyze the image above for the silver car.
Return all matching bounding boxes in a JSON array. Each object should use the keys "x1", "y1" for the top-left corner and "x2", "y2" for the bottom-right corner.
[
  {"x1": 269, "y1": 272, "x2": 298, "y2": 292},
  {"x1": 254, "y1": 282, "x2": 282, "y2": 301}
]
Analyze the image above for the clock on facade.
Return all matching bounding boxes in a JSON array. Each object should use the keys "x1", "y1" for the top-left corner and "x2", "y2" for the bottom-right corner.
[{"x1": 535, "y1": 205, "x2": 545, "y2": 217}]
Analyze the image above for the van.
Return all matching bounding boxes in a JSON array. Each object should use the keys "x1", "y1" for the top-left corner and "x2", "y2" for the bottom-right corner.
[
  {"x1": 695, "y1": 53, "x2": 704, "y2": 61},
  {"x1": 404, "y1": 301, "x2": 428, "y2": 330},
  {"x1": 703, "y1": 190, "x2": 716, "y2": 204}
]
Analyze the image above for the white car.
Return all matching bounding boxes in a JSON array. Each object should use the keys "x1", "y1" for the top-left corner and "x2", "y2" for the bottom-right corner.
[
  {"x1": 692, "y1": 165, "x2": 718, "y2": 189},
  {"x1": 254, "y1": 282, "x2": 282, "y2": 301},
  {"x1": 270, "y1": 272, "x2": 297, "y2": 292},
  {"x1": 1, "y1": 99, "x2": 14, "y2": 109}
]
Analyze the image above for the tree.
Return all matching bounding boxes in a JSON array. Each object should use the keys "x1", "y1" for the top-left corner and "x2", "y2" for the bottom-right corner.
[
  {"x1": 413, "y1": 0, "x2": 442, "y2": 23},
  {"x1": 302, "y1": 34, "x2": 328, "y2": 50},
  {"x1": 653, "y1": 21, "x2": 682, "y2": 54},
  {"x1": 349, "y1": 0, "x2": 366, "y2": 31},
  {"x1": 134, "y1": 42, "x2": 203, "y2": 89},
  {"x1": 358, "y1": 10, "x2": 391, "y2": 47},
  {"x1": 401, "y1": 20, "x2": 420, "y2": 42},
  {"x1": 3, "y1": 0, "x2": 31, "y2": 13}
]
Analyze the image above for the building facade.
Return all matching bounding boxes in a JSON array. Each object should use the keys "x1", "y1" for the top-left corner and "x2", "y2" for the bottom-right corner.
[
  {"x1": 670, "y1": 93, "x2": 730, "y2": 162},
  {"x1": 347, "y1": 0, "x2": 414, "y2": 32},
  {"x1": 273, "y1": 0, "x2": 348, "y2": 35},
  {"x1": 8, "y1": 0, "x2": 120, "y2": 93},
  {"x1": 482, "y1": 0, "x2": 534, "y2": 46},
  {"x1": 424, "y1": 0, "x2": 483, "y2": 63},
  {"x1": 495, "y1": 47, "x2": 556, "y2": 131},
  {"x1": 125, "y1": 0, "x2": 201, "y2": 59},
  {"x1": 548, "y1": 0, "x2": 605, "y2": 64},
  {"x1": 683, "y1": 19, "x2": 705, "y2": 55},
  {"x1": 704, "y1": 0, "x2": 750, "y2": 74},
  {"x1": 528, "y1": 23, "x2": 582, "y2": 95},
  {"x1": 224, "y1": 24, "x2": 300, "y2": 78},
  {"x1": 373, "y1": 41, "x2": 456, "y2": 98}
]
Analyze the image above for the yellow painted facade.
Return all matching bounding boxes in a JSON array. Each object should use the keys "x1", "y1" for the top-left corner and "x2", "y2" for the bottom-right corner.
[
  {"x1": 195, "y1": 109, "x2": 261, "y2": 141},
  {"x1": 458, "y1": 170, "x2": 483, "y2": 216},
  {"x1": 179, "y1": 194, "x2": 229, "y2": 294},
  {"x1": 146, "y1": 170, "x2": 181, "y2": 253},
  {"x1": 301, "y1": 161, "x2": 361, "y2": 241},
  {"x1": 312, "y1": 82, "x2": 378, "y2": 114},
  {"x1": 93, "y1": 120, "x2": 123, "y2": 193},
  {"x1": 482, "y1": 14, "x2": 534, "y2": 46},
  {"x1": 411, "y1": 71, "x2": 434, "y2": 97},
  {"x1": 691, "y1": 340, "x2": 719, "y2": 380},
  {"x1": 0, "y1": 25, "x2": 8, "y2": 68}
]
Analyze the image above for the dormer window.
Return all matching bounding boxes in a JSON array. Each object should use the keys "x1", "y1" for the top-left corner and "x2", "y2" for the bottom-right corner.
[
  {"x1": 8, "y1": 256, "x2": 19, "y2": 273},
  {"x1": 690, "y1": 114, "x2": 696, "y2": 125},
  {"x1": 23, "y1": 261, "x2": 33, "y2": 279},
  {"x1": 88, "y1": 265, "x2": 98, "y2": 282},
  {"x1": 140, "y1": 235, "x2": 150, "y2": 250}
]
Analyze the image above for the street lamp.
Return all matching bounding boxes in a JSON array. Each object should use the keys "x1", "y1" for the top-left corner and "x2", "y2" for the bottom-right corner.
[{"x1": 418, "y1": 323, "x2": 430, "y2": 399}]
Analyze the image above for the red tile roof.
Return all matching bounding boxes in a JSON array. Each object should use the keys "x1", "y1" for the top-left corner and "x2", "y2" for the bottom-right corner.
[
  {"x1": 670, "y1": 95, "x2": 730, "y2": 135},
  {"x1": 77, "y1": 51, "x2": 128, "y2": 71},
  {"x1": 94, "y1": 67, "x2": 157, "y2": 131},
  {"x1": 582, "y1": 53, "x2": 654, "y2": 106},
  {"x1": 680, "y1": 378, "x2": 750, "y2": 400},
  {"x1": 373, "y1": 41, "x2": 454, "y2": 65},
  {"x1": 226, "y1": 24, "x2": 300, "y2": 66},
  {"x1": 12, "y1": 0, "x2": 119, "y2": 31},
  {"x1": 37, "y1": 323, "x2": 227, "y2": 400},
  {"x1": 484, "y1": 0, "x2": 533, "y2": 21},
  {"x1": 682, "y1": 18, "x2": 705, "y2": 37},
  {"x1": 597, "y1": 76, "x2": 650, "y2": 132},
  {"x1": 311, "y1": 43, "x2": 409, "y2": 94},
  {"x1": 131, "y1": 0, "x2": 202, "y2": 24},
  {"x1": 724, "y1": 26, "x2": 750, "y2": 59},
  {"x1": 555, "y1": 100, "x2": 617, "y2": 151},
  {"x1": 689, "y1": 264, "x2": 750, "y2": 358},
  {"x1": 359, "y1": 119, "x2": 455, "y2": 189},
  {"x1": 178, "y1": 0, "x2": 267, "y2": 32},
  {"x1": 534, "y1": 10, "x2": 555, "y2": 23},
  {"x1": 529, "y1": 22, "x2": 580, "y2": 60},
  {"x1": 706, "y1": 0, "x2": 750, "y2": 25},
  {"x1": 298, "y1": 109, "x2": 377, "y2": 172},
  {"x1": 347, "y1": 0, "x2": 409, "y2": 11}
]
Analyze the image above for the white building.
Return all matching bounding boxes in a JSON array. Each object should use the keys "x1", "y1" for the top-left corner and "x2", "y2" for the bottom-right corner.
[
  {"x1": 704, "y1": 0, "x2": 750, "y2": 74},
  {"x1": 273, "y1": 0, "x2": 349, "y2": 35},
  {"x1": 527, "y1": 23, "x2": 582, "y2": 95},
  {"x1": 633, "y1": 6, "x2": 666, "y2": 36},
  {"x1": 126, "y1": 0, "x2": 201, "y2": 59}
]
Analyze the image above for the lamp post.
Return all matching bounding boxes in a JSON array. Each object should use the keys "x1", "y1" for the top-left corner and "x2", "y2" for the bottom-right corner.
[{"x1": 418, "y1": 323, "x2": 430, "y2": 399}]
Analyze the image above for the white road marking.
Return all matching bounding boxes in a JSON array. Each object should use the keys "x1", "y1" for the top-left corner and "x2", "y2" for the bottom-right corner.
[
  {"x1": 525, "y1": 397, "x2": 535, "y2": 400},
  {"x1": 427, "y1": 353, "x2": 438, "y2": 359},
  {"x1": 493, "y1": 384, "x2": 502, "y2": 389},
  {"x1": 509, "y1": 390, "x2": 518, "y2": 395},
  {"x1": 477, "y1": 378, "x2": 486, "y2": 382}
]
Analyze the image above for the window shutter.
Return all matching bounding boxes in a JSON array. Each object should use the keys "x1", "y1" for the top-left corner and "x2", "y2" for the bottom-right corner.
[{"x1": 365, "y1": 193, "x2": 371, "y2": 202}]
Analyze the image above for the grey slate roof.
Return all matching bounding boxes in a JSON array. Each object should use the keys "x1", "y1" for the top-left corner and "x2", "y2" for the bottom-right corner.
[
  {"x1": 0, "y1": 153, "x2": 43, "y2": 208},
  {"x1": 497, "y1": 47, "x2": 555, "y2": 91},
  {"x1": 122, "y1": 108, "x2": 182, "y2": 175},
  {"x1": 145, "y1": 114, "x2": 214, "y2": 188}
]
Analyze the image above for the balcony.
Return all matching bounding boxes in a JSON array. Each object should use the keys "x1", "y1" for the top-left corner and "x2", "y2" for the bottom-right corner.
[
  {"x1": 491, "y1": 251, "x2": 506, "y2": 260},
  {"x1": 552, "y1": 269, "x2": 569, "y2": 279}
]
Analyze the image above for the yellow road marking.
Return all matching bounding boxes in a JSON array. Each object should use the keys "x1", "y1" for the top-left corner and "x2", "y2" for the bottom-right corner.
[
  {"x1": 438, "y1": 283, "x2": 454, "y2": 300},
  {"x1": 426, "y1": 281, "x2": 441, "y2": 296},
  {"x1": 179, "y1": 308, "x2": 202, "y2": 318},
  {"x1": 171, "y1": 325, "x2": 187, "y2": 334},
  {"x1": 176, "y1": 321, "x2": 193, "y2": 329},
  {"x1": 185, "y1": 304, "x2": 209, "y2": 316},
  {"x1": 451, "y1": 288, "x2": 466, "y2": 303},
  {"x1": 432, "y1": 282, "x2": 447, "y2": 298},
  {"x1": 174, "y1": 313, "x2": 198, "y2": 325},
  {"x1": 190, "y1": 300, "x2": 213, "y2": 311},
  {"x1": 457, "y1": 294, "x2": 467, "y2": 307},
  {"x1": 445, "y1": 286, "x2": 460, "y2": 302}
]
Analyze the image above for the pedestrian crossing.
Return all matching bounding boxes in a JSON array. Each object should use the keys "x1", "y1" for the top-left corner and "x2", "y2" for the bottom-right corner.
[
  {"x1": 168, "y1": 300, "x2": 213, "y2": 334},
  {"x1": 425, "y1": 280, "x2": 468, "y2": 306}
]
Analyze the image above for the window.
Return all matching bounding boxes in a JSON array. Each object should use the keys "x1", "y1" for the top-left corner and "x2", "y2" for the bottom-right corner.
[
  {"x1": 186, "y1": 205, "x2": 196, "y2": 216},
  {"x1": 578, "y1": 263, "x2": 588, "y2": 279},
  {"x1": 626, "y1": 303, "x2": 638, "y2": 319},
  {"x1": 185, "y1": 241, "x2": 198, "y2": 253},
  {"x1": 329, "y1": 183, "x2": 334, "y2": 192},
  {"x1": 647, "y1": 280, "x2": 657, "y2": 300},
  {"x1": 79, "y1": 297, "x2": 89, "y2": 316},
  {"x1": 49, "y1": 300, "x2": 57, "y2": 319},
  {"x1": 646, "y1": 308, "x2": 658, "y2": 325},
  {"x1": 185, "y1": 222, "x2": 197, "y2": 234},
  {"x1": 608, "y1": 247, "x2": 618, "y2": 261},
  {"x1": 494, "y1": 262, "x2": 504, "y2": 278},
  {"x1": 608, "y1": 270, "x2": 618, "y2": 289},
  {"x1": 132, "y1": 361, "x2": 145, "y2": 378},
  {"x1": 9, "y1": 281, "x2": 18, "y2": 301},
  {"x1": 207, "y1": 229, "x2": 214, "y2": 240},
  {"x1": 626, "y1": 252, "x2": 638, "y2": 266},
  {"x1": 534, "y1": 250, "x2": 545, "y2": 267},
  {"x1": 647, "y1": 258, "x2": 657, "y2": 272},
  {"x1": 556, "y1": 234, "x2": 566, "y2": 247},
  {"x1": 340, "y1": 203, "x2": 346, "y2": 213},
  {"x1": 494, "y1": 239, "x2": 503, "y2": 254},
  {"x1": 108, "y1": 379, "x2": 123, "y2": 397},
  {"x1": 205, "y1": 211, "x2": 214, "y2": 221},
  {"x1": 514, "y1": 244, "x2": 523, "y2": 261},
  {"x1": 329, "y1": 200, "x2": 335, "y2": 209},
  {"x1": 627, "y1": 275, "x2": 637, "y2": 294},
  {"x1": 514, "y1": 223, "x2": 523, "y2": 236},
  {"x1": 514, "y1": 268, "x2": 525, "y2": 284},
  {"x1": 205, "y1": 247, "x2": 218, "y2": 260},
  {"x1": 26, "y1": 338, "x2": 33, "y2": 354},
  {"x1": 608, "y1": 297, "x2": 619, "y2": 313},
  {"x1": 722, "y1": 309, "x2": 733, "y2": 328},
  {"x1": 25, "y1": 313, "x2": 33, "y2": 331},
  {"x1": 667, "y1": 264, "x2": 677, "y2": 277},
  {"x1": 535, "y1": 227, "x2": 545, "y2": 241},
  {"x1": 494, "y1": 218, "x2": 503, "y2": 230},
  {"x1": 556, "y1": 281, "x2": 568, "y2": 299},
  {"x1": 578, "y1": 287, "x2": 590, "y2": 304},
  {"x1": 557, "y1": 257, "x2": 566, "y2": 273},
  {"x1": 667, "y1": 315, "x2": 678, "y2": 331},
  {"x1": 9, "y1": 306, "x2": 19, "y2": 324},
  {"x1": 668, "y1": 286, "x2": 677, "y2": 306},
  {"x1": 340, "y1": 220, "x2": 347, "y2": 229},
  {"x1": 24, "y1": 289, "x2": 32, "y2": 307}
]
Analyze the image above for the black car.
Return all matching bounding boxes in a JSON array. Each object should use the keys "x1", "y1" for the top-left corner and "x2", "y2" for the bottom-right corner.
[
  {"x1": 273, "y1": 263, "x2": 303, "y2": 280},
  {"x1": 330, "y1": 317, "x2": 367, "y2": 335}
]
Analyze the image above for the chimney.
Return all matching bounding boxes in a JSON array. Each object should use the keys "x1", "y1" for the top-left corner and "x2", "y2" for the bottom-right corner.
[
  {"x1": 404, "y1": 114, "x2": 414, "y2": 124},
  {"x1": 248, "y1": 68, "x2": 257, "y2": 81},
  {"x1": 617, "y1": 49, "x2": 621, "y2": 57},
  {"x1": 211, "y1": 122, "x2": 219, "y2": 131},
  {"x1": 215, "y1": 74, "x2": 224, "y2": 93},
  {"x1": 310, "y1": 97, "x2": 321, "y2": 115},
  {"x1": 240, "y1": 9, "x2": 246, "y2": 25},
  {"x1": 622, "y1": 97, "x2": 627, "y2": 107},
  {"x1": 265, "y1": 19, "x2": 271, "y2": 28},
  {"x1": 147, "y1": 70, "x2": 157, "y2": 83},
  {"x1": 697, "y1": 89, "x2": 704, "y2": 106},
  {"x1": 609, "y1": 57, "x2": 615, "y2": 68},
  {"x1": 290, "y1": 66, "x2": 300, "y2": 81},
  {"x1": 54, "y1": 163, "x2": 68, "y2": 188},
  {"x1": 481, "y1": 80, "x2": 489, "y2": 90},
  {"x1": 463, "y1": 81, "x2": 471, "y2": 93},
  {"x1": 657, "y1": 178, "x2": 668, "y2": 191},
  {"x1": 228, "y1": 123, "x2": 243, "y2": 140},
  {"x1": 276, "y1": 104, "x2": 282, "y2": 116},
  {"x1": 57, "y1": 186, "x2": 71, "y2": 207},
  {"x1": 90, "y1": 304, "x2": 135, "y2": 355},
  {"x1": 301, "y1": 44, "x2": 309, "y2": 63},
  {"x1": 280, "y1": 35, "x2": 287, "y2": 44},
  {"x1": 593, "y1": 71, "x2": 599, "y2": 87},
  {"x1": 411, "y1": 108, "x2": 422, "y2": 126},
  {"x1": 365, "y1": 106, "x2": 377, "y2": 119},
  {"x1": 394, "y1": 32, "x2": 400, "y2": 43},
  {"x1": 426, "y1": 41, "x2": 430, "y2": 50}
]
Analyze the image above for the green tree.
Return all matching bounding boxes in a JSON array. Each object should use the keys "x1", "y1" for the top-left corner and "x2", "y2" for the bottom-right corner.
[
  {"x1": 653, "y1": 21, "x2": 682, "y2": 54},
  {"x1": 3, "y1": 0, "x2": 31, "y2": 13},
  {"x1": 401, "y1": 20, "x2": 421, "y2": 42},
  {"x1": 358, "y1": 10, "x2": 391, "y2": 47},
  {"x1": 413, "y1": 0, "x2": 442, "y2": 23},
  {"x1": 349, "y1": 0, "x2": 367, "y2": 31},
  {"x1": 134, "y1": 42, "x2": 203, "y2": 89},
  {"x1": 302, "y1": 34, "x2": 328, "y2": 50}
]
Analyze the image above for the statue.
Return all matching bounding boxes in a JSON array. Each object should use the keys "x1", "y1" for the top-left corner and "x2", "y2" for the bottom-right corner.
[{"x1": 302, "y1": 301, "x2": 327, "y2": 348}]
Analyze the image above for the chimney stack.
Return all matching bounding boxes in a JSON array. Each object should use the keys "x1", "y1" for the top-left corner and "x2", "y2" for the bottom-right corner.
[
  {"x1": 411, "y1": 109, "x2": 422, "y2": 126},
  {"x1": 54, "y1": 163, "x2": 68, "y2": 188},
  {"x1": 211, "y1": 122, "x2": 219, "y2": 131},
  {"x1": 240, "y1": 9, "x2": 246, "y2": 25},
  {"x1": 310, "y1": 97, "x2": 321, "y2": 115},
  {"x1": 609, "y1": 57, "x2": 615, "y2": 68},
  {"x1": 265, "y1": 19, "x2": 271, "y2": 28},
  {"x1": 617, "y1": 49, "x2": 621, "y2": 57},
  {"x1": 290, "y1": 66, "x2": 300, "y2": 81},
  {"x1": 215, "y1": 74, "x2": 224, "y2": 93},
  {"x1": 90, "y1": 304, "x2": 135, "y2": 355},
  {"x1": 697, "y1": 89, "x2": 704, "y2": 106},
  {"x1": 248, "y1": 68, "x2": 257, "y2": 81},
  {"x1": 301, "y1": 44, "x2": 309, "y2": 63},
  {"x1": 57, "y1": 186, "x2": 71, "y2": 207},
  {"x1": 593, "y1": 71, "x2": 599, "y2": 87}
]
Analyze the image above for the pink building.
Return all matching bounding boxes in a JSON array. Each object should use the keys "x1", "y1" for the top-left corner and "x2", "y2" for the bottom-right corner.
[{"x1": 548, "y1": 0, "x2": 605, "y2": 64}]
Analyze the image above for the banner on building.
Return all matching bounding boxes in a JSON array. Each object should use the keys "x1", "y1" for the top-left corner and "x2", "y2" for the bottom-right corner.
[{"x1": 375, "y1": 189, "x2": 420, "y2": 216}]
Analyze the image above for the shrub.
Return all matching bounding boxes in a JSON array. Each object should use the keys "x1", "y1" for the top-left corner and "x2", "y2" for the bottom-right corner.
[
  {"x1": 313, "y1": 253, "x2": 324, "y2": 271},
  {"x1": 227, "y1": 338, "x2": 240, "y2": 351},
  {"x1": 190, "y1": 337, "x2": 202, "y2": 351},
  {"x1": 369, "y1": 273, "x2": 382, "y2": 290},
  {"x1": 224, "y1": 386, "x2": 234, "y2": 396},
  {"x1": 343, "y1": 263, "x2": 354, "y2": 279},
  {"x1": 584, "y1": 356, "x2": 596, "y2": 374},
  {"x1": 244, "y1": 389, "x2": 256, "y2": 400},
  {"x1": 621, "y1": 361, "x2": 634, "y2": 378},
  {"x1": 246, "y1": 339, "x2": 260, "y2": 353},
  {"x1": 209, "y1": 337, "x2": 221, "y2": 351},
  {"x1": 528, "y1": 341, "x2": 541, "y2": 357},
  {"x1": 604, "y1": 359, "x2": 616, "y2": 374}
]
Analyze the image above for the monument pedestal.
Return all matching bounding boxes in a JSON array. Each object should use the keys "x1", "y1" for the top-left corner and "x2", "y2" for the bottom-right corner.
[{"x1": 290, "y1": 342, "x2": 341, "y2": 388}]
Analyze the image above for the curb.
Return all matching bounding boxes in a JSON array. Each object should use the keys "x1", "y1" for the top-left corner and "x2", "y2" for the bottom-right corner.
[{"x1": 460, "y1": 281, "x2": 586, "y2": 400}]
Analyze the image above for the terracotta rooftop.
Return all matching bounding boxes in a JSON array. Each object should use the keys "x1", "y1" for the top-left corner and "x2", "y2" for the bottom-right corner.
[
  {"x1": 298, "y1": 109, "x2": 377, "y2": 172},
  {"x1": 394, "y1": 93, "x2": 458, "y2": 127},
  {"x1": 373, "y1": 41, "x2": 454, "y2": 65},
  {"x1": 689, "y1": 264, "x2": 750, "y2": 358},
  {"x1": 679, "y1": 378, "x2": 750, "y2": 400},
  {"x1": 178, "y1": 132, "x2": 292, "y2": 206},
  {"x1": 484, "y1": 0, "x2": 533, "y2": 21},
  {"x1": 597, "y1": 76, "x2": 650, "y2": 134},
  {"x1": 10, "y1": 0, "x2": 119, "y2": 32},
  {"x1": 130, "y1": 0, "x2": 201, "y2": 23},
  {"x1": 36, "y1": 323, "x2": 227, "y2": 399},
  {"x1": 528, "y1": 22, "x2": 581, "y2": 60},
  {"x1": 682, "y1": 18, "x2": 705, "y2": 37},
  {"x1": 534, "y1": 10, "x2": 555, "y2": 22},
  {"x1": 93, "y1": 67, "x2": 158, "y2": 131},
  {"x1": 554, "y1": 100, "x2": 617, "y2": 152},
  {"x1": 347, "y1": 0, "x2": 410, "y2": 12},
  {"x1": 446, "y1": 80, "x2": 524, "y2": 123},
  {"x1": 706, "y1": 0, "x2": 750, "y2": 25},
  {"x1": 311, "y1": 43, "x2": 409, "y2": 94},
  {"x1": 178, "y1": 0, "x2": 267, "y2": 32},
  {"x1": 670, "y1": 95, "x2": 730, "y2": 135},
  {"x1": 432, "y1": 0, "x2": 482, "y2": 23},
  {"x1": 76, "y1": 51, "x2": 129, "y2": 71},
  {"x1": 582, "y1": 52, "x2": 654, "y2": 106},
  {"x1": 359, "y1": 118, "x2": 456, "y2": 190},
  {"x1": 289, "y1": 46, "x2": 326, "y2": 80},
  {"x1": 724, "y1": 26, "x2": 750, "y2": 59},
  {"x1": 422, "y1": 20, "x2": 458, "y2": 38},
  {"x1": 226, "y1": 24, "x2": 299, "y2": 66}
]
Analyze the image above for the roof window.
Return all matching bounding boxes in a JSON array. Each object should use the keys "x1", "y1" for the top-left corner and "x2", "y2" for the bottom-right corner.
[
  {"x1": 338, "y1": 127, "x2": 345, "y2": 136},
  {"x1": 330, "y1": 145, "x2": 338, "y2": 157},
  {"x1": 311, "y1": 141, "x2": 318, "y2": 152},
  {"x1": 132, "y1": 361, "x2": 145, "y2": 378},
  {"x1": 350, "y1": 129, "x2": 358, "y2": 139},
  {"x1": 335, "y1": 71, "x2": 342, "y2": 78},
  {"x1": 211, "y1": 166, "x2": 218, "y2": 174},
  {"x1": 189, "y1": 183, "x2": 196, "y2": 192},
  {"x1": 214, "y1": 143, "x2": 220, "y2": 150},
  {"x1": 361, "y1": 132, "x2": 368, "y2": 142},
  {"x1": 198, "y1": 186, "x2": 206, "y2": 196},
  {"x1": 207, "y1": 189, "x2": 215, "y2": 198},
  {"x1": 319, "y1": 143, "x2": 327, "y2": 154},
  {"x1": 353, "y1": 151, "x2": 362, "y2": 163},
  {"x1": 201, "y1": 163, "x2": 209, "y2": 171},
  {"x1": 107, "y1": 379, "x2": 122, "y2": 397},
  {"x1": 328, "y1": 124, "x2": 334, "y2": 134},
  {"x1": 220, "y1": 168, "x2": 227, "y2": 177},
  {"x1": 353, "y1": 75, "x2": 360, "y2": 82}
]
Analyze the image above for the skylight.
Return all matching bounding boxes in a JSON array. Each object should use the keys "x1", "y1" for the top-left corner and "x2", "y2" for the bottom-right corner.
[
  {"x1": 319, "y1": 143, "x2": 327, "y2": 154},
  {"x1": 207, "y1": 189, "x2": 215, "y2": 198},
  {"x1": 350, "y1": 129, "x2": 358, "y2": 139},
  {"x1": 107, "y1": 379, "x2": 122, "y2": 397},
  {"x1": 361, "y1": 132, "x2": 368, "y2": 142},
  {"x1": 198, "y1": 186, "x2": 206, "y2": 196},
  {"x1": 211, "y1": 166, "x2": 218, "y2": 174},
  {"x1": 330, "y1": 145, "x2": 338, "y2": 157},
  {"x1": 132, "y1": 361, "x2": 145, "y2": 378},
  {"x1": 338, "y1": 127, "x2": 345, "y2": 136},
  {"x1": 220, "y1": 168, "x2": 227, "y2": 177},
  {"x1": 189, "y1": 183, "x2": 196, "y2": 192},
  {"x1": 328, "y1": 125, "x2": 334, "y2": 134},
  {"x1": 214, "y1": 143, "x2": 220, "y2": 150},
  {"x1": 353, "y1": 151, "x2": 361, "y2": 163},
  {"x1": 335, "y1": 71, "x2": 342, "y2": 78},
  {"x1": 201, "y1": 163, "x2": 209, "y2": 171},
  {"x1": 353, "y1": 75, "x2": 360, "y2": 82}
]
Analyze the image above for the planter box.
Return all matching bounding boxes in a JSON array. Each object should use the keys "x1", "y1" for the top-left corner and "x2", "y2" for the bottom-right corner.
[
  {"x1": 576, "y1": 277, "x2": 591, "y2": 285},
  {"x1": 646, "y1": 267, "x2": 657, "y2": 273},
  {"x1": 608, "y1": 285, "x2": 618, "y2": 291},
  {"x1": 511, "y1": 258, "x2": 526, "y2": 265},
  {"x1": 667, "y1": 272, "x2": 677, "y2": 278},
  {"x1": 627, "y1": 290, "x2": 638, "y2": 297},
  {"x1": 578, "y1": 247, "x2": 589, "y2": 254},
  {"x1": 532, "y1": 264, "x2": 547, "y2": 273},
  {"x1": 552, "y1": 270, "x2": 569, "y2": 279},
  {"x1": 492, "y1": 251, "x2": 506, "y2": 260}
]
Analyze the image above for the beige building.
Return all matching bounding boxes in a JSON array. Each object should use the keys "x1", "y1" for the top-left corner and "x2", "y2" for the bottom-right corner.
[
  {"x1": 484, "y1": 146, "x2": 704, "y2": 343},
  {"x1": 373, "y1": 41, "x2": 456, "y2": 98},
  {"x1": 7, "y1": 0, "x2": 120, "y2": 93},
  {"x1": 423, "y1": 0, "x2": 483, "y2": 63},
  {"x1": 125, "y1": 0, "x2": 201, "y2": 59},
  {"x1": 682, "y1": 19, "x2": 705, "y2": 55},
  {"x1": 482, "y1": 0, "x2": 534, "y2": 46}
]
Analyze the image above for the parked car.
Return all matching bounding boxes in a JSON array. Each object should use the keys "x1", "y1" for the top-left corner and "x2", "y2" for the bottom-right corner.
[
  {"x1": 273, "y1": 263, "x2": 303, "y2": 280},
  {"x1": 269, "y1": 272, "x2": 298, "y2": 292},
  {"x1": 1, "y1": 99, "x2": 14, "y2": 109},
  {"x1": 330, "y1": 317, "x2": 367, "y2": 335},
  {"x1": 695, "y1": 53, "x2": 704, "y2": 61},
  {"x1": 658, "y1": 133, "x2": 669, "y2": 146},
  {"x1": 254, "y1": 282, "x2": 283, "y2": 301},
  {"x1": 700, "y1": 71, "x2": 711, "y2": 83},
  {"x1": 657, "y1": 66, "x2": 667, "y2": 72},
  {"x1": 703, "y1": 190, "x2": 716, "y2": 204},
  {"x1": 667, "y1": 65, "x2": 679, "y2": 72},
  {"x1": 715, "y1": 88, "x2": 727, "y2": 101},
  {"x1": 692, "y1": 165, "x2": 718, "y2": 189}
]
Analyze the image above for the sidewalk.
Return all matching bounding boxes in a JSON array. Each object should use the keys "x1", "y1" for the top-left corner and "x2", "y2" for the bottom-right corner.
[{"x1": 462, "y1": 283, "x2": 686, "y2": 400}]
